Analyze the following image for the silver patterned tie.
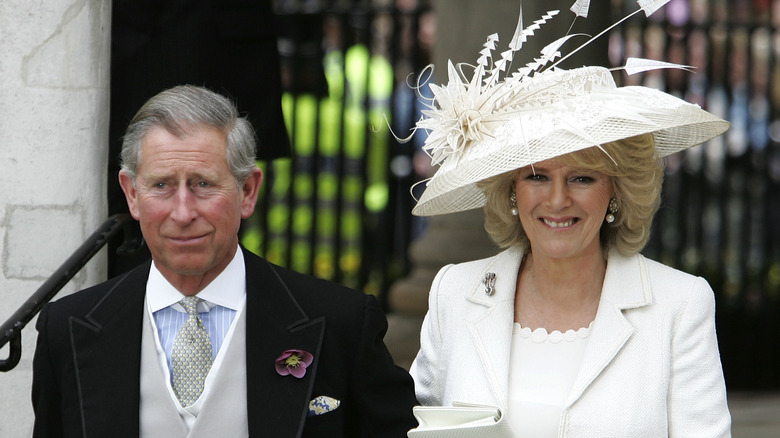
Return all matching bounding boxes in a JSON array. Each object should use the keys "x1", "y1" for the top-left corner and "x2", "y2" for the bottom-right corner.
[{"x1": 171, "y1": 296, "x2": 213, "y2": 407}]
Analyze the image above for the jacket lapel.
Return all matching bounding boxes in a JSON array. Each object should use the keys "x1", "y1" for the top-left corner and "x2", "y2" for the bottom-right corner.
[
  {"x1": 466, "y1": 247, "x2": 524, "y2": 409},
  {"x1": 243, "y1": 250, "x2": 325, "y2": 438},
  {"x1": 69, "y1": 262, "x2": 150, "y2": 436},
  {"x1": 465, "y1": 249, "x2": 653, "y2": 410},
  {"x1": 567, "y1": 252, "x2": 652, "y2": 406}
]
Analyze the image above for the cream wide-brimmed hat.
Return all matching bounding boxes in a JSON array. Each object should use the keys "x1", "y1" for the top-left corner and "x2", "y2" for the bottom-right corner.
[{"x1": 410, "y1": 4, "x2": 730, "y2": 217}]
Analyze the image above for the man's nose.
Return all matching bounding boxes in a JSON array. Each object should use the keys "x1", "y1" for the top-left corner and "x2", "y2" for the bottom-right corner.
[{"x1": 170, "y1": 185, "x2": 197, "y2": 223}]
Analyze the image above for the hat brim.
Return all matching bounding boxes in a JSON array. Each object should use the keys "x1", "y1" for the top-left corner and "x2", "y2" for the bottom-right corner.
[{"x1": 412, "y1": 73, "x2": 729, "y2": 217}]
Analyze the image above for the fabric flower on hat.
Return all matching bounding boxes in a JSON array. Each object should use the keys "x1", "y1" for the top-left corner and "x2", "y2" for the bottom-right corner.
[
  {"x1": 275, "y1": 349, "x2": 314, "y2": 378},
  {"x1": 416, "y1": 11, "x2": 563, "y2": 166}
]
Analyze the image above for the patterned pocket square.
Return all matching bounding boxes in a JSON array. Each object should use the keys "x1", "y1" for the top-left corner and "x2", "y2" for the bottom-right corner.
[{"x1": 308, "y1": 395, "x2": 341, "y2": 417}]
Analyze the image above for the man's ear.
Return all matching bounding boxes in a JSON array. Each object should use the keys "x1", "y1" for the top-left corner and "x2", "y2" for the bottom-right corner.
[
  {"x1": 240, "y1": 168, "x2": 263, "y2": 219},
  {"x1": 118, "y1": 170, "x2": 141, "y2": 220}
]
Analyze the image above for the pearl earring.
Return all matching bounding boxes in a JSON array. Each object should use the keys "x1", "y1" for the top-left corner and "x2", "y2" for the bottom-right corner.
[
  {"x1": 605, "y1": 198, "x2": 618, "y2": 223},
  {"x1": 510, "y1": 192, "x2": 518, "y2": 216}
]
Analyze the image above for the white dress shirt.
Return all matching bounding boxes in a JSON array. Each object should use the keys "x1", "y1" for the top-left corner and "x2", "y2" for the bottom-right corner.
[{"x1": 145, "y1": 245, "x2": 246, "y2": 431}]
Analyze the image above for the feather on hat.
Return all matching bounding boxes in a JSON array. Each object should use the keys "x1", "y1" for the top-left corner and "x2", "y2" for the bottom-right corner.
[{"x1": 409, "y1": 1, "x2": 729, "y2": 216}]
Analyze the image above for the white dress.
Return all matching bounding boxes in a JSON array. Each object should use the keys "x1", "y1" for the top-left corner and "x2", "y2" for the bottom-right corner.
[{"x1": 506, "y1": 322, "x2": 591, "y2": 437}]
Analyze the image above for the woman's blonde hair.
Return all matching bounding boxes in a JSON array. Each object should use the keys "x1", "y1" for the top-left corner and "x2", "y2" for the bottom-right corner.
[{"x1": 479, "y1": 133, "x2": 663, "y2": 256}]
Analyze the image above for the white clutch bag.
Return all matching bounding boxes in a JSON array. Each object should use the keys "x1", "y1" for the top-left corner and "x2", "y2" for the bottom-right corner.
[{"x1": 407, "y1": 402, "x2": 514, "y2": 438}]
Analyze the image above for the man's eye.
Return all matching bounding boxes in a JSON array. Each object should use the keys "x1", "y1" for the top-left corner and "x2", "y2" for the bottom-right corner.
[
  {"x1": 154, "y1": 182, "x2": 167, "y2": 189},
  {"x1": 196, "y1": 181, "x2": 210, "y2": 188}
]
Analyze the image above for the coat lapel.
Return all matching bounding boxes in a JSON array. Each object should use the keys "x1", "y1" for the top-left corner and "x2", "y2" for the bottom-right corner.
[
  {"x1": 466, "y1": 247, "x2": 524, "y2": 409},
  {"x1": 464, "y1": 249, "x2": 653, "y2": 410},
  {"x1": 69, "y1": 262, "x2": 150, "y2": 436},
  {"x1": 567, "y1": 252, "x2": 652, "y2": 406},
  {"x1": 243, "y1": 250, "x2": 325, "y2": 438}
]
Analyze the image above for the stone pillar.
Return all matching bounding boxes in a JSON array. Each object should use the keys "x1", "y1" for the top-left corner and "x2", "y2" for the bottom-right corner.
[
  {"x1": 0, "y1": 0, "x2": 111, "y2": 435},
  {"x1": 384, "y1": 0, "x2": 520, "y2": 369},
  {"x1": 384, "y1": 0, "x2": 612, "y2": 369},
  {"x1": 386, "y1": 210, "x2": 498, "y2": 369}
]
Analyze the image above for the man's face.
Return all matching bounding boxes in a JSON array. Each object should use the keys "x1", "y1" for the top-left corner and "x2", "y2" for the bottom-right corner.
[{"x1": 119, "y1": 125, "x2": 262, "y2": 292}]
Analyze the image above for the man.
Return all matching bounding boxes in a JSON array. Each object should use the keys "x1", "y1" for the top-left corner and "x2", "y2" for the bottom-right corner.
[
  {"x1": 107, "y1": 0, "x2": 294, "y2": 276},
  {"x1": 31, "y1": 85, "x2": 418, "y2": 437}
]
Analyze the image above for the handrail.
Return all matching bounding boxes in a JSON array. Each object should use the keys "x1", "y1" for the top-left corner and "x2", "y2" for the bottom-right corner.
[{"x1": 0, "y1": 213, "x2": 140, "y2": 372}]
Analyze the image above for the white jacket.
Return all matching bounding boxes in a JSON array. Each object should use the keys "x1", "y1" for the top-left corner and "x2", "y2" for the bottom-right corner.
[{"x1": 410, "y1": 247, "x2": 731, "y2": 437}]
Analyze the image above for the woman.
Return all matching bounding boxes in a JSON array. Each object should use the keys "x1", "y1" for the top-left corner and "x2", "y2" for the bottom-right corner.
[{"x1": 407, "y1": 6, "x2": 732, "y2": 438}]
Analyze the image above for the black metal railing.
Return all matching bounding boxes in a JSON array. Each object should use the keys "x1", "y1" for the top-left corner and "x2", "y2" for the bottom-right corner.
[
  {"x1": 0, "y1": 214, "x2": 139, "y2": 372},
  {"x1": 241, "y1": 1, "x2": 433, "y2": 300},
  {"x1": 607, "y1": 1, "x2": 780, "y2": 389}
]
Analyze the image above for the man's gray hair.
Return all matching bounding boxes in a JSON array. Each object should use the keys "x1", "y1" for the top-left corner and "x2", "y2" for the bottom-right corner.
[{"x1": 120, "y1": 85, "x2": 257, "y2": 183}]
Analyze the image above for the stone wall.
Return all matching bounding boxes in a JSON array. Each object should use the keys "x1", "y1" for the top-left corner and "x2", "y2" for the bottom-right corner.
[{"x1": 0, "y1": 0, "x2": 111, "y2": 435}]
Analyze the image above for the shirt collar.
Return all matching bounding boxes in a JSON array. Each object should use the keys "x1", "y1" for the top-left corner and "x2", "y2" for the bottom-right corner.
[{"x1": 146, "y1": 245, "x2": 246, "y2": 312}]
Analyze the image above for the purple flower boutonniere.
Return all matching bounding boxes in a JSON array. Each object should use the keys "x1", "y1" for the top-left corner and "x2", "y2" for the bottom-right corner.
[{"x1": 275, "y1": 349, "x2": 314, "y2": 378}]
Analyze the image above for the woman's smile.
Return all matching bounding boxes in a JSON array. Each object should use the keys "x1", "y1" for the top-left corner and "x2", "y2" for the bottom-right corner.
[{"x1": 541, "y1": 217, "x2": 577, "y2": 228}]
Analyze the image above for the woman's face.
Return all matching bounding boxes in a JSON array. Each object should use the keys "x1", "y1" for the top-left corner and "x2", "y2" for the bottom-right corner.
[{"x1": 514, "y1": 158, "x2": 614, "y2": 262}]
